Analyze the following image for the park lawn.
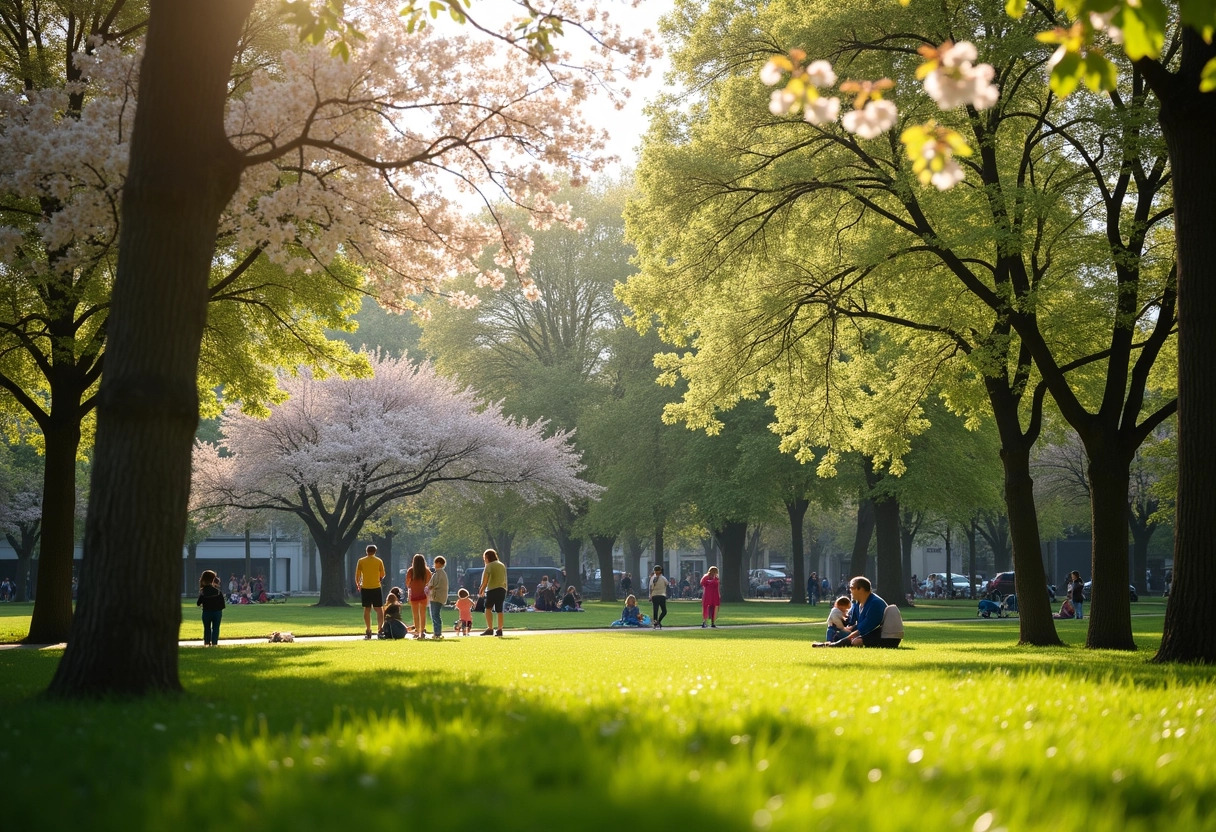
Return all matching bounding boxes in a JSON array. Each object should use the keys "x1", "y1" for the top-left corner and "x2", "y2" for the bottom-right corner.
[
  {"x1": 2, "y1": 595, "x2": 1167, "y2": 643},
  {"x1": 2, "y1": 611, "x2": 1212, "y2": 832}
]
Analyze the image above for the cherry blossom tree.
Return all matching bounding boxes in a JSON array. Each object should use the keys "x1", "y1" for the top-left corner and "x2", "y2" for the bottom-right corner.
[
  {"x1": 191, "y1": 353, "x2": 600, "y2": 606},
  {"x1": 46, "y1": 0, "x2": 652, "y2": 697}
]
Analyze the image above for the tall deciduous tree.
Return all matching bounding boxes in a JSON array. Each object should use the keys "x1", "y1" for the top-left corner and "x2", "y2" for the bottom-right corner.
[{"x1": 47, "y1": 0, "x2": 650, "y2": 697}]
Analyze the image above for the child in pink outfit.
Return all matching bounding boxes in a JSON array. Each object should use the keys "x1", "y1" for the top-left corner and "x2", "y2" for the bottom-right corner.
[
  {"x1": 454, "y1": 588, "x2": 475, "y2": 635},
  {"x1": 700, "y1": 566, "x2": 721, "y2": 628}
]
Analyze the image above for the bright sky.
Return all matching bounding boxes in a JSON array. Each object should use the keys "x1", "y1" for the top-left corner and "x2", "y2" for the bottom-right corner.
[{"x1": 593, "y1": 0, "x2": 675, "y2": 174}]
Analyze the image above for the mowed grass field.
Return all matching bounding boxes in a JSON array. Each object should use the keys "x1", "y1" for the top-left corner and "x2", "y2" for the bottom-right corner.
[
  {"x1": 0, "y1": 595, "x2": 1171, "y2": 642},
  {"x1": 1, "y1": 601, "x2": 1211, "y2": 832}
]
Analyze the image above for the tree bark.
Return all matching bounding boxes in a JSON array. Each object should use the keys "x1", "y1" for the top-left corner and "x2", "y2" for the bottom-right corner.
[
  {"x1": 316, "y1": 541, "x2": 351, "y2": 607},
  {"x1": 24, "y1": 418, "x2": 81, "y2": 643},
  {"x1": 654, "y1": 522, "x2": 665, "y2": 571},
  {"x1": 848, "y1": 495, "x2": 876, "y2": 578},
  {"x1": 1084, "y1": 450, "x2": 1136, "y2": 650},
  {"x1": 5, "y1": 523, "x2": 39, "y2": 603},
  {"x1": 623, "y1": 529, "x2": 644, "y2": 591},
  {"x1": 306, "y1": 533, "x2": 317, "y2": 593},
  {"x1": 1152, "y1": 33, "x2": 1216, "y2": 663},
  {"x1": 714, "y1": 521, "x2": 748, "y2": 603},
  {"x1": 873, "y1": 493, "x2": 909, "y2": 607},
  {"x1": 786, "y1": 496, "x2": 808, "y2": 604},
  {"x1": 46, "y1": 0, "x2": 256, "y2": 697},
  {"x1": 591, "y1": 533, "x2": 617, "y2": 602}
]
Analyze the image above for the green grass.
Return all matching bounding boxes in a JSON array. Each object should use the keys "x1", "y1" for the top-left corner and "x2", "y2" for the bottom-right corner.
[
  {"x1": 0, "y1": 595, "x2": 1172, "y2": 642},
  {"x1": 1, "y1": 607, "x2": 1211, "y2": 832}
]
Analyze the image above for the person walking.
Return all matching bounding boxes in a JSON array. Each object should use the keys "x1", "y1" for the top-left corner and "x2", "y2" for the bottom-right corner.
[
  {"x1": 355, "y1": 544, "x2": 387, "y2": 639},
  {"x1": 196, "y1": 569, "x2": 226, "y2": 646},
  {"x1": 477, "y1": 548, "x2": 508, "y2": 637},
  {"x1": 700, "y1": 565, "x2": 721, "y2": 628},
  {"x1": 649, "y1": 564, "x2": 671, "y2": 629}
]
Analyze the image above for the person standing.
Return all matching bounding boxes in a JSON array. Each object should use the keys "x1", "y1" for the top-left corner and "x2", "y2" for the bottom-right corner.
[
  {"x1": 649, "y1": 565, "x2": 671, "y2": 629},
  {"x1": 700, "y1": 565, "x2": 721, "y2": 628},
  {"x1": 406, "y1": 553, "x2": 432, "y2": 640},
  {"x1": 196, "y1": 569, "x2": 226, "y2": 647},
  {"x1": 1068, "y1": 570, "x2": 1085, "y2": 620},
  {"x1": 477, "y1": 548, "x2": 508, "y2": 637},
  {"x1": 428, "y1": 556, "x2": 450, "y2": 639},
  {"x1": 355, "y1": 544, "x2": 387, "y2": 639}
]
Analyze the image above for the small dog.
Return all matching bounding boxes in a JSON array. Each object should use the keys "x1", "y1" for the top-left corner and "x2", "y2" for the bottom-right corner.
[{"x1": 268, "y1": 631, "x2": 295, "y2": 643}]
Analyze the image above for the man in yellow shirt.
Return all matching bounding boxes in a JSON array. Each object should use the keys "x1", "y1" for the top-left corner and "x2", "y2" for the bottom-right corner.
[{"x1": 355, "y1": 544, "x2": 387, "y2": 639}]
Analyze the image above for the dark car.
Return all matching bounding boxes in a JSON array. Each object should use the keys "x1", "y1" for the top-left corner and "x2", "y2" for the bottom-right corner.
[
  {"x1": 1082, "y1": 581, "x2": 1139, "y2": 602},
  {"x1": 749, "y1": 568, "x2": 789, "y2": 596},
  {"x1": 986, "y1": 571, "x2": 1055, "y2": 601}
]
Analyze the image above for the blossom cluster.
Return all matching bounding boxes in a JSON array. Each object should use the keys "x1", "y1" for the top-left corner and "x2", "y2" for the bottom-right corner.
[
  {"x1": 760, "y1": 38, "x2": 1000, "y2": 188},
  {"x1": 190, "y1": 352, "x2": 602, "y2": 522}
]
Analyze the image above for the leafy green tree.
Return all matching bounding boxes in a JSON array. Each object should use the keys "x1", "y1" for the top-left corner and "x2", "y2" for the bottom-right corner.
[{"x1": 623, "y1": 0, "x2": 1174, "y2": 648}]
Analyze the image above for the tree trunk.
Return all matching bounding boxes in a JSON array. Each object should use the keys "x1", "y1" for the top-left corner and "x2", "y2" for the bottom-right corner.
[
  {"x1": 654, "y1": 522, "x2": 665, "y2": 571},
  {"x1": 6, "y1": 523, "x2": 39, "y2": 603},
  {"x1": 25, "y1": 418, "x2": 81, "y2": 643},
  {"x1": 1128, "y1": 512, "x2": 1155, "y2": 599},
  {"x1": 943, "y1": 524, "x2": 952, "y2": 598},
  {"x1": 848, "y1": 496, "x2": 876, "y2": 578},
  {"x1": 244, "y1": 525, "x2": 252, "y2": 584},
  {"x1": 316, "y1": 540, "x2": 351, "y2": 607},
  {"x1": 967, "y1": 519, "x2": 979, "y2": 600},
  {"x1": 591, "y1": 533, "x2": 617, "y2": 602},
  {"x1": 185, "y1": 541, "x2": 198, "y2": 596},
  {"x1": 623, "y1": 529, "x2": 644, "y2": 591},
  {"x1": 714, "y1": 521, "x2": 748, "y2": 603},
  {"x1": 873, "y1": 493, "x2": 909, "y2": 607},
  {"x1": 1000, "y1": 444, "x2": 1061, "y2": 645},
  {"x1": 786, "y1": 496, "x2": 808, "y2": 604},
  {"x1": 1084, "y1": 450, "x2": 1136, "y2": 650},
  {"x1": 561, "y1": 535, "x2": 583, "y2": 591},
  {"x1": 1151, "y1": 34, "x2": 1216, "y2": 662},
  {"x1": 306, "y1": 533, "x2": 318, "y2": 593},
  {"x1": 46, "y1": 0, "x2": 254, "y2": 697}
]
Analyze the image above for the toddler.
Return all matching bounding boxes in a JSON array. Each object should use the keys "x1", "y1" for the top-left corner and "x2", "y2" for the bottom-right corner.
[
  {"x1": 825, "y1": 595, "x2": 851, "y2": 643},
  {"x1": 454, "y1": 587, "x2": 475, "y2": 635},
  {"x1": 620, "y1": 594, "x2": 642, "y2": 626}
]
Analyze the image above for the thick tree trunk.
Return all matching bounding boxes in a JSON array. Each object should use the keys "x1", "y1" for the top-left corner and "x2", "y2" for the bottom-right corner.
[
  {"x1": 786, "y1": 497, "x2": 808, "y2": 604},
  {"x1": 654, "y1": 522, "x2": 665, "y2": 570},
  {"x1": 1000, "y1": 441, "x2": 1062, "y2": 646},
  {"x1": 873, "y1": 494, "x2": 909, "y2": 607},
  {"x1": 25, "y1": 418, "x2": 81, "y2": 643},
  {"x1": 306, "y1": 534, "x2": 318, "y2": 593},
  {"x1": 316, "y1": 541, "x2": 351, "y2": 607},
  {"x1": 1154, "y1": 36, "x2": 1216, "y2": 662},
  {"x1": 1129, "y1": 515, "x2": 1154, "y2": 599},
  {"x1": 6, "y1": 524, "x2": 39, "y2": 603},
  {"x1": 46, "y1": 0, "x2": 254, "y2": 697},
  {"x1": 1085, "y1": 451, "x2": 1136, "y2": 650},
  {"x1": 591, "y1": 533, "x2": 617, "y2": 602},
  {"x1": 561, "y1": 535, "x2": 583, "y2": 591},
  {"x1": 714, "y1": 521, "x2": 748, "y2": 603},
  {"x1": 848, "y1": 496, "x2": 876, "y2": 578}
]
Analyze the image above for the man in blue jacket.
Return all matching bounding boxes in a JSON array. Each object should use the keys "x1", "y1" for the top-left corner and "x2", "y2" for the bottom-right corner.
[{"x1": 814, "y1": 576, "x2": 900, "y2": 648}]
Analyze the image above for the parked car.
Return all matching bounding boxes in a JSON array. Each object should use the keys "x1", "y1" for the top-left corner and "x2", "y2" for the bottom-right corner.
[
  {"x1": 985, "y1": 571, "x2": 1055, "y2": 601},
  {"x1": 749, "y1": 568, "x2": 789, "y2": 596},
  {"x1": 1082, "y1": 581, "x2": 1139, "y2": 602},
  {"x1": 921, "y1": 572, "x2": 975, "y2": 598}
]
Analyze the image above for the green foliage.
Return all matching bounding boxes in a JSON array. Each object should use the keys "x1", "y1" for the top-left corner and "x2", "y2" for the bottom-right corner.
[{"x1": 0, "y1": 607, "x2": 1210, "y2": 831}]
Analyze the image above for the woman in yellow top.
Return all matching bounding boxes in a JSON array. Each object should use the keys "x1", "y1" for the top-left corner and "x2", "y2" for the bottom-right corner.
[{"x1": 477, "y1": 548, "x2": 508, "y2": 637}]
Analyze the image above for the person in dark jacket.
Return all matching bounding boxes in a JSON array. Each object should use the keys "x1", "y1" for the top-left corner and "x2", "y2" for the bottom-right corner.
[{"x1": 197, "y1": 569, "x2": 226, "y2": 647}]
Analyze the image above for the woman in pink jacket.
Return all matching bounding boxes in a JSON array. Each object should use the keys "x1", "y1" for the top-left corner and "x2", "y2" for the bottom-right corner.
[{"x1": 700, "y1": 566, "x2": 721, "y2": 629}]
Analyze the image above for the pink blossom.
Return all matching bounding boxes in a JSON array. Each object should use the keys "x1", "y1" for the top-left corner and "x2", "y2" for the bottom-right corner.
[{"x1": 842, "y1": 100, "x2": 898, "y2": 139}]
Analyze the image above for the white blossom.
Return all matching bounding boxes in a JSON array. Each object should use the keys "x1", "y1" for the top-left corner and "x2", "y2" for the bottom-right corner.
[
  {"x1": 921, "y1": 41, "x2": 1000, "y2": 110},
  {"x1": 760, "y1": 58, "x2": 786, "y2": 86},
  {"x1": 769, "y1": 88, "x2": 798, "y2": 115},
  {"x1": 804, "y1": 96, "x2": 841, "y2": 125},
  {"x1": 842, "y1": 99, "x2": 898, "y2": 139},
  {"x1": 805, "y1": 60, "x2": 837, "y2": 88}
]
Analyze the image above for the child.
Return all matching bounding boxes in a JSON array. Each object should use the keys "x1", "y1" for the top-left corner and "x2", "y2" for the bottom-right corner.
[
  {"x1": 406, "y1": 553, "x2": 431, "y2": 640},
  {"x1": 1053, "y1": 598, "x2": 1076, "y2": 619},
  {"x1": 381, "y1": 590, "x2": 408, "y2": 639},
  {"x1": 454, "y1": 587, "x2": 475, "y2": 636},
  {"x1": 700, "y1": 565, "x2": 721, "y2": 628},
  {"x1": 428, "y1": 556, "x2": 449, "y2": 639},
  {"x1": 620, "y1": 594, "x2": 643, "y2": 626},
  {"x1": 196, "y1": 569, "x2": 226, "y2": 647},
  {"x1": 825, "y1": 596, "x2": 851, "y2": 643}
]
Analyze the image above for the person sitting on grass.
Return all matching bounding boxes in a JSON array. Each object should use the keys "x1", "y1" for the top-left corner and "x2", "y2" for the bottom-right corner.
[
  {"x1": 615, "y1": 594, "x2": 643, "y2": 626},
  {"x1": 560, "y1": 584, "x2": 581, "y2": 611},
  {"x1": 813, "y1": 576, "x2": 899, "y2": 648},
  {"x1": 381, "y1": 590, "x2": 408, "y2": 639},
  {"x1": 1053, "y1": 598, "x2": 1076, "y2": 619},
  {"x1": 505, "y1": 585, "x2": 529, "y2": 610},
  {"x1": 824, "y1": 595, "x2": 851, "y2": 641}
]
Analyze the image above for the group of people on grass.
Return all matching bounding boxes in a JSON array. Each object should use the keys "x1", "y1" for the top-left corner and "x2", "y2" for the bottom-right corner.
[
  {"x1": 195, "y1": 544, "x2": 900, "y2": 649},
  {"x1": 613, "y1": 564, "x2": 722, "y2": 629}
]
